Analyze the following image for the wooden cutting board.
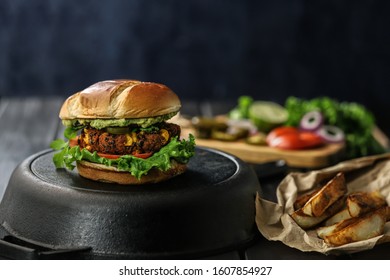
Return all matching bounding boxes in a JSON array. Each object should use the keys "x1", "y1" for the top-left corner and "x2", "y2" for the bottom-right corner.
[
  {"x1": 180, "y1": 127, "x2": 345, "y2": 168},
  {"x1": 193, "y1": 136, "x2": 344, "y2": 168}
]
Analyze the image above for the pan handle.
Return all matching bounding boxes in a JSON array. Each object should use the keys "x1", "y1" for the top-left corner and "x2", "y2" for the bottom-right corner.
[{"x1": 0, "y1": 235, "x2": 91, "y2": 260}]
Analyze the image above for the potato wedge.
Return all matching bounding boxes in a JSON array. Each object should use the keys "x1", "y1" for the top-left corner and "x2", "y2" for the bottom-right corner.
[
  {"x1": 323, "y1": 207, "x2": 388, "y2": 246},
  {"x1": 302, "y1": 172, "x2": 347, "y2": 217},
  {"x1": 325, "y1": 191, "x2": 386, "y2": 226},
  {"x1": 294, "y1": 188, "x2": 321, "y2": 210},
  {"x1": 317, "y1": 216, "x2": 360, "y2": 239},
  {"x1": 290, "y1": 196, "x2": 346, "y2": 229},
  {"x1": 324, "y1": 207, "x2": 352, "y2": 226},
  {"x1": 347, "y1": 191, "x2": 387, "y2": 217}
]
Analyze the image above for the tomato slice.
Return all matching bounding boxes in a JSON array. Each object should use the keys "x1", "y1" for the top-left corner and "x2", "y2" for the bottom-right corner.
[
  {"x1": 132, "y1": 152, "x2": 153, "y2": 159},
  {"x1": 266, "y1": 126, "x2": 298, "y2": 143},
  {"x1": 97, "y1": 152, "x2": 153, "y2": 160},
  {"x1": 69, "y1": 137, "x2": 79, "y2": 147},
  {"x1": 267, "y1": 126, "x2": 323, "y2": 150},
  {"x1": 97, "y1": 153, "x2": 122, "y2": 159}
]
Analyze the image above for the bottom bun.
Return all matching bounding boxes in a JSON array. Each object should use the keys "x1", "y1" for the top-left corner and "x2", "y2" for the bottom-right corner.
[{"x1": 76, "y1": 160, "x2": 187, "y2": 185}]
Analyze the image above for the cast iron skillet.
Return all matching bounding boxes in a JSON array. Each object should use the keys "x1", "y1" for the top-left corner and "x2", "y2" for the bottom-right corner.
[{"x1": 0, "y1": 147, "x2": 261, "y2": 259}]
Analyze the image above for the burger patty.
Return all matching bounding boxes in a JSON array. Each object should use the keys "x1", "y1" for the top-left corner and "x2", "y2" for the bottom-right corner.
[{"x1": 78, "y1": 122, "x2": 181, "y2": 155}]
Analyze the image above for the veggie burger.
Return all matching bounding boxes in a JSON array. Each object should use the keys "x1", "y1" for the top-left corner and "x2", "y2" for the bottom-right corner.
[{"x1": 51, "y1": 80, "x2": 195, "y2": 184}]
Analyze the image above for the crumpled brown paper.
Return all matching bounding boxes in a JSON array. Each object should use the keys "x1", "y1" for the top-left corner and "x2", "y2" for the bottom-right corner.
[{"x1": 256, "y1": 152, "x2": 390, "y2": 255}]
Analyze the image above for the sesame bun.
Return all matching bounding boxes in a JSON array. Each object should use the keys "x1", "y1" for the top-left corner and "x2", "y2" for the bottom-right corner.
[
  {"x1": 76, "y1": 160, "x2": 187, "y2": 185},
  {"x1": 59, "y1": 80, "x2": 181, "y2": 120}
]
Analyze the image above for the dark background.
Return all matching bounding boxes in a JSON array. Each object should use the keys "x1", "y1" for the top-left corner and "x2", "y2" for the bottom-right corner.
[{"x1": 1, "y1": 0, "x2": 390, "y2": 133}]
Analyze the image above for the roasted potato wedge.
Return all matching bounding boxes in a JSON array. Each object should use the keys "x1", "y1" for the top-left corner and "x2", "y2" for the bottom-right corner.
[
  {"x1": 290, "y1": 196, "x2": 346, "y2": 229},
  {"x1": 324, "y1": 207, "x2": 352, "y2": 226},
  {"x1": 323, "y1": 207, "x2": 388, "y2": 246},
  {"x1": 325, "y1": 191, "x2": 386, "y2": 226},
  {"x1": 302, "y1": 172, "x2": 347, "y2": 217},
  {"x1": 317, "y1": 216, "x2": 360, "y2": 239},
  {"x1": 387, "y1": 206, "x2": 390, "y2": 221},
  {"x1": 294, "y1": 188, "x2": 321, "y2": 210},
  {"x1": 347, "y1": 191, "x2": 387, "y2": 217}
]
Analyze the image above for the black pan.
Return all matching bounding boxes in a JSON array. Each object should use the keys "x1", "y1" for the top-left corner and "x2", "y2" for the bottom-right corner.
[{"x1": 0, "y1": 147, "x2": 261, "y2": 259}]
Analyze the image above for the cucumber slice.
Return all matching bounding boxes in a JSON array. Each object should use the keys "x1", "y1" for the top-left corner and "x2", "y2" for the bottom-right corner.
[{"x1": 248, "y1": 101, "x2": 288, "y2": 132}]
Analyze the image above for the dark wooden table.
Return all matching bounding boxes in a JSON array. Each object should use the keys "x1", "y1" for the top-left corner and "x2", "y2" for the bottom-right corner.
[{"x1": 0, "y1": 97, "x2": 389, "y2": 260}]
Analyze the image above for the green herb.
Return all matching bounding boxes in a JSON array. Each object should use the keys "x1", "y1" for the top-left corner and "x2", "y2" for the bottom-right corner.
[{"x1": 229, "y1": 95, "x2": 253, "y2": 119}]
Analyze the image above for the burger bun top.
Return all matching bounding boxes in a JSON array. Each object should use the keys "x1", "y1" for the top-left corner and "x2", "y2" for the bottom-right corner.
[{"x1": 60, "y1": 80, "x2": 181, "y2": 120}]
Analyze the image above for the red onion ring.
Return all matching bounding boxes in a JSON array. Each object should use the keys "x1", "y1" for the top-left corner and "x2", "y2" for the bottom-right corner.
[
  {"x1": 299, "y1": 111, "x2": 324, "y2": 131},
  {"x1": 315, "y1": 125, "x2": 345, "y2": 143}
]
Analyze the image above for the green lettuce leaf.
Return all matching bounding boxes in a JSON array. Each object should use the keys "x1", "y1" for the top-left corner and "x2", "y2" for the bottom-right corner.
[
  {"x1": 64, "y1": 125, "x2": 84, "y2": 139},
  {"x1": 50, "y1": 134, "x2": 196, "y2": 179}
]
